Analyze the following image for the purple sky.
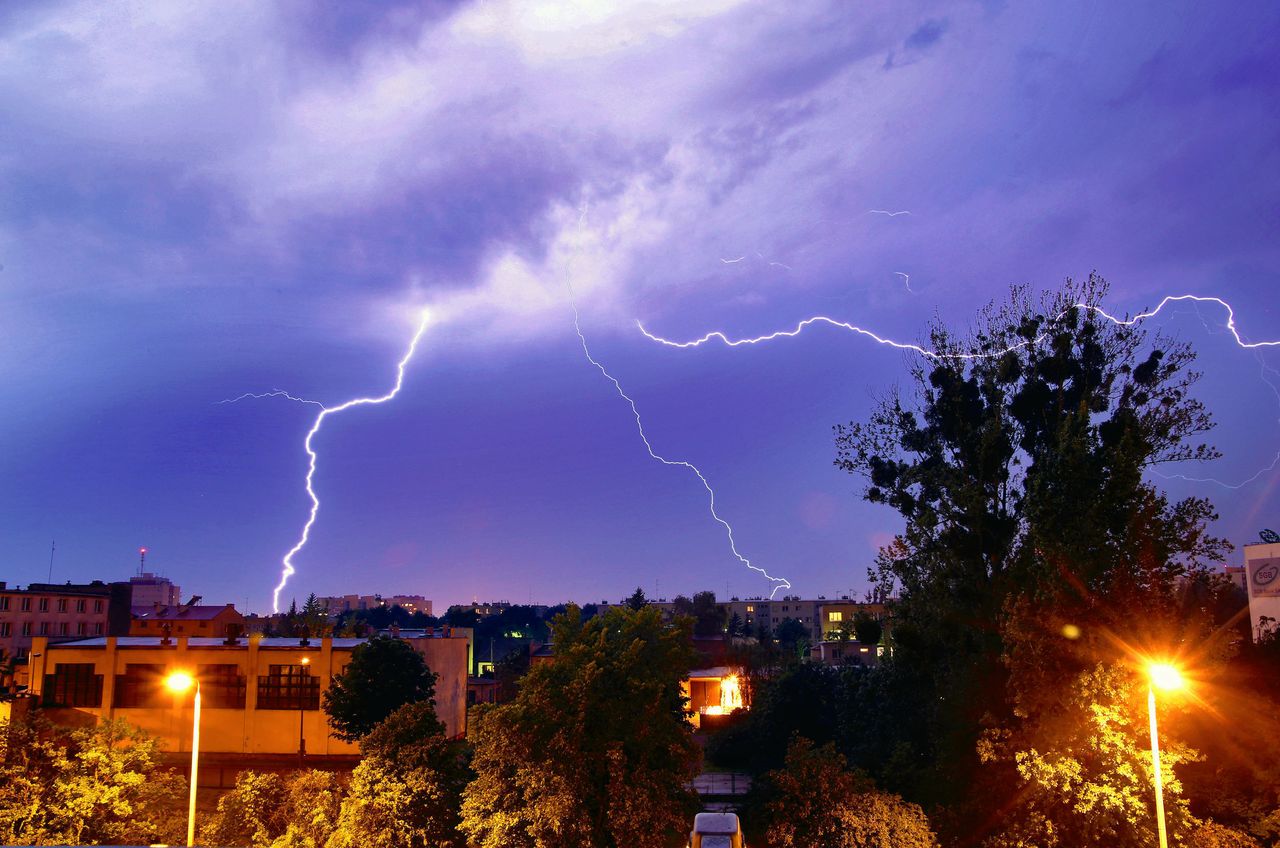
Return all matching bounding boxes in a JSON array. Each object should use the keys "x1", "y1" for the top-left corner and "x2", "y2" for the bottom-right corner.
[{"x1": 2, "y1": 2, "x2": 1278, "y2": 613}]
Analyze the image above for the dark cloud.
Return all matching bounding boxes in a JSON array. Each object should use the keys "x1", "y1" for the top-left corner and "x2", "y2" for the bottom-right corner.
[{"x1": 904, "y1": 18, "x2": 948, "y2": 50}]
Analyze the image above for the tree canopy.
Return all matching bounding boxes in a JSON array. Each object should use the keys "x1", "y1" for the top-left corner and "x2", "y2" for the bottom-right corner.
[
  {"x1": 323, "y1": 636, "x2": 438, "y2": 741},
  {"x1": 460, "y1": 604, "x2": 701, "y2": 848}
]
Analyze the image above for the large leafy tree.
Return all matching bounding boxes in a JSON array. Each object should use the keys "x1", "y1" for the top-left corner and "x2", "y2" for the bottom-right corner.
[
  {"x1": 833, "y1": 278, "x2": 1231, "y2": 840},
  {"x1": 0, "y1": 715, "x2": 186, "y2": 846},
  {"x1": 460, "y1": 604, "x2": 701, "y2": 848},
  {"x1": 756, "y1": 737, "x2": 938, "y2": 848},
  {"x1": 329, "y1": 701, "x2": 472, "y2": 848},
  {"x1": 324, "y1": 636, "x2": 438, "y2": 741}
]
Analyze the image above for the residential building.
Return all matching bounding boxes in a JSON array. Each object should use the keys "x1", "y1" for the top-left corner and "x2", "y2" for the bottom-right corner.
[
  {"x1": 0, "y1": 580, "x2": 132, "y2": 662},
  {"x1": 809, "y1": 640, "x2": 884, "y2": 667},
  {"x1": 317, "y1": 594, "x2": 433, "y2": 616},
  {"x1": 130, "y1": 601, "x2": 245, "y2": 639},
  {"x1": 27, "y1": 630, "x2": 469, "y2": 786}
]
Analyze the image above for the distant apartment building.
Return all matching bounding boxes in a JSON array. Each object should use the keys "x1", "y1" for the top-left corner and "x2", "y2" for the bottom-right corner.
[
  {"x1": 128, "y1": 572, "x2": 181, "y2": 608},
  {"x1": 1224, "y1": 565, "x2": 1247, "y2": 593},
  {"x1": 723, "y1": 598, "x2": 887, "y2": 644},
  {"x1": 28, "y1": 630, "x2": 469, "y2": 785},
  {"x1": 318, "y1": 594, "x2": 433, "y2": 616},
  {"x1": 0, "y1": 580, "x2": 132, "y2": 661},
  {"x1": 130, "y1": 601, "x2": 245, "y2": 639}
]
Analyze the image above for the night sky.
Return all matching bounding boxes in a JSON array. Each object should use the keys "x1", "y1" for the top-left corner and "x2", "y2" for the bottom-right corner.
[{"x1": 2, "y1": 2, "x2": 1278, "y2": 613}]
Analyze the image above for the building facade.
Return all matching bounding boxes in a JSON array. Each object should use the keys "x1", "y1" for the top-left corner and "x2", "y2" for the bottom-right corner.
[
  {"x1": 130, "y1": 603, "x2": 245, "y2": 638},
  {"x1": 0, "y1": 580, "x2": 132, "y2": 661},
  {"x1": 27, "y1": 631, "x2": 469, "y2": 785},
  {"x1": 128, "y1": 573, "x2": 181, "y2": 608},
  {"x1": 318, "y1": 594, "x2": 433, "y2": 616},
  {"x1": 1244, "y1": 542, "x2": 1280, "y2": 640}
]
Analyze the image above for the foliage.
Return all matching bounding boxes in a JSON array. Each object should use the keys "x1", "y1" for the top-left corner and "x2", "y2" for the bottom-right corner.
[
  {"x1": 978, "y1": 663, "x2": 1198, "y2": 848},
  {"x1": 672, "y1": 590, "x2": 729, "y2": 636},
  {"x1": 773, "y1": 617, "x2": 810, "y2": 657},
  {"x1": 323, "y1": 636, "x2": 438, "y2": 741},
  {"x1": 460, "y1": 604, "x2": 701, "y2": 848},
  {"x1": 0, "y1": 714, "x2": 186, "y2": 846},
  {"x1": 832, "y1": 279, "x2": 1233, "y2": 838},
  {"x1": 853, "y1": 612, "x2": 883, "y2": 645},
  {"x1": 755, "y1": 737, "x2": 937, "y2": 848},
  {"x1": 625, "y1": 586, "x2": 648, "y2": 611},
  {"x1": 329, "y1": 702, "x2": 471, "y2": 848},
  {"x1": 202, "y1": 769, "x2": 344, "y2": 848},
  {"x1": 1187, "y1": 820, "x2": 1264, "y2": 848}
]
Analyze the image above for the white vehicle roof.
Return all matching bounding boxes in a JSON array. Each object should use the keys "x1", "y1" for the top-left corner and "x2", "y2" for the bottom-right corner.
[{"x1": 693, "y1": 812, "x2": 740, "y2": 833}]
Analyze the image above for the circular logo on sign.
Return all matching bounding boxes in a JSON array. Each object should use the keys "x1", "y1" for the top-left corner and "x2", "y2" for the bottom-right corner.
[{"x1": 1256, "y1": 564, "x2": 1280, "y2": 587}]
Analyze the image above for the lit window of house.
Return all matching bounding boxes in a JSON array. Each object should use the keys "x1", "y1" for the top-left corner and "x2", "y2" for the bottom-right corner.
[
  {"x1": 746, "y1": 605, "x2": 754, "y2": 613},
  {"x1": 828, "y1": 612, "x2": 843, "y2": 622}
]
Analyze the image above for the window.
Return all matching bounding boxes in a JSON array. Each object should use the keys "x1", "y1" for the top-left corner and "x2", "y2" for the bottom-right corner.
[
  {"x1": 39, "y1": 622, "x2": 50, "y2": 635},
  {"x1": 22, "y1": 622, "x2": 32, "y2": 636},
  {"x1": 20, "y1": 597, "x2": 31, "y2": 612},
  {"x1": 44, "y1": 663, "x2": 102, "y2": 707},
  {"x1": 57, "y1": 599, "x2": 68, "y2": 613},
  {"x1": 94, "y1": 623, "x2": 103, "y2": 636},
  {"x1": 257, "y1": 664, "x2": 319, "y2": 710},
  {"x1": 94, "y1": 600, "x2": 104, "y2": 614},
  {"x1": 59, "y1": 622, "x2": 70, "y2": 636},
  {"x1": 114, "y1": 664, "x2": 164, "y2": 708},
  {"x1": 200, "y1": 664, "x2": 247, "y2": 709},
  {"x1": 38, "y1": 598, "x2": 49, "y2": 612},
  {"x1": 746, "y1": 605, "x2": 754, "y2": 613},
  {"x1": 76, "y1": 599, "x2": 86, "y2": 613},
  {"x1": 828, "y1": 611, "x2": 843, "y2": 622},
  {"x1": 0, "y1": 623, "x2": 9, "y2": 637},
  {"x1": 0, "y1": 596, "x2": 8, "y2": 611},
  {"x1": 76, "y1": 622, "x2": 87, "y2": 636}
]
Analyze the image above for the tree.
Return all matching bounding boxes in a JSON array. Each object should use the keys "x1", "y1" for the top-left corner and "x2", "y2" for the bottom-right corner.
[
  {"x1": 757, "y1": 737, "x2": 937, "y2": 848},
  {"x1": 324, "y1": 636, "x2": 438, "y2": 741},
  {"x1": 852, "y1": 612, "x2": 882, "y2": 645},
  {"x1": 833, "y1": 278, "x2": 1230, "y2": 838},
  {"x1": 774, "y1": 618, "x2": 810, "y2": 658},
  {"x1": 460, "y1": 604, "x2": 701, "y2": 848},
  {"x1": 0, "y1": 714, "x2": 186, "y2": 846},
  {"x1": 201, "y1": 769, "x2": 344, "y2": 848},
  {"x1": 625, "y1": 586, "x2": 648, "y2": 611},
  {"x1": 727, "y1": 611, "x2": 745, "y2": 637},
  {"x1": 329, "y1": 701, "x2": 471, "y2": 848}
]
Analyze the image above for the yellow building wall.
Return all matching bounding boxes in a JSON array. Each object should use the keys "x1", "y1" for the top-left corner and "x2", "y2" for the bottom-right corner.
[{"x1": 27, "y1": 634, "x2": 470, "y2": 759}]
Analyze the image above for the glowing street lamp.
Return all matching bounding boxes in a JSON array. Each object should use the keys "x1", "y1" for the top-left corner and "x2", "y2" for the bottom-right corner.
[
  {"x1": 1146, "y1": 662, "x2": 1186, "y2": 848},
  {"x1": 166, "y1": 671, "x2": 201, "y2": 848},
  {"x1": 298, "y1": 656, "x2": 311, "y2": 766}
]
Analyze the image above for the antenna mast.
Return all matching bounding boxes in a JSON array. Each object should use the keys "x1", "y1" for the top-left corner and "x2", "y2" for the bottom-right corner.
[{"x1": 47, "y1": 540, "x2": 55, "y2": 582}]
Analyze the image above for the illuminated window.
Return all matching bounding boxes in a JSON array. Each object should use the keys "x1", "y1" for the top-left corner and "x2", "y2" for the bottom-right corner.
[
  {"x1": 746, "y1": 605, "x2": 754, "y2": 613},
  {"x1": 828, "y1": 612, "x2": 843, "y2": 622}
]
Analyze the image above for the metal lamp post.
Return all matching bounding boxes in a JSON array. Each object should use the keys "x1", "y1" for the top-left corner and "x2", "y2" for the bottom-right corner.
[
  {"x1": 165, "y1": 671, "x2": 201, "y2": 848},
  {"x1": 298, "y1": 656, "x2": 310, "y2": 766},
  {"x1": 1146, "y1": 662, "x2": 1186, "y2": 848}
]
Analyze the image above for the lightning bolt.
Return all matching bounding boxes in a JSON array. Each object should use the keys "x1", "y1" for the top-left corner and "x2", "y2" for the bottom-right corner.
[
  {"x1": 894, "y1": 271, "x2": 913, "y2": 293},
  {"x1": 867, "y1": 209, "x2": 911, "y2": 217},
  {"x1": 218, "y1": 389, "x2": 324, "y2": 408},
  {"x1": 563, "y1": 283, "x2": 791, "y2": 599},
  {"x1": 638, "y1": 294, "x2": 1280, "y2": 486},
  {"x1": 226, "y1": 312, "x2": 431, "y2": 612}
]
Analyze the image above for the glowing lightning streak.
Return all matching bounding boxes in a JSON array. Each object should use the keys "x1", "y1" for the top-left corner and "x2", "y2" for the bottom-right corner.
[
  {"x1": 867, "y1": 209, "x2": 912, "y2": 217},
  {"x1": 563, "y1": 286, "x2": 792, "y2": 598},
  {"x1": 257, "y1": 311, "x2": 431, "y2": 613},
  {"x1": 638, "y1": 295, "x2": 1280, "y2": 485},
  {"x1": 218, "y1": 390, "x2": 324, "y2": 408}
]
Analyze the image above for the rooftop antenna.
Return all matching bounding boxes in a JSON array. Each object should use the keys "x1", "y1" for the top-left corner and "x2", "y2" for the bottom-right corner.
[
  {"x1": 138, "y1": 546, "x2": 148, "y2": 577},
  {"x1": 47, "y1": 540, "x2": 55, "y2": 582}
]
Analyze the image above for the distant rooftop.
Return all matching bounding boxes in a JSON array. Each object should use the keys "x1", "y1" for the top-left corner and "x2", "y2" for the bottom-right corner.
[
  {"x1": 131, "y1": 604, "x2": 239, "y2": 622},
  {"x1": 48, "y1": 636, "x2": 373, "y2": 649}
]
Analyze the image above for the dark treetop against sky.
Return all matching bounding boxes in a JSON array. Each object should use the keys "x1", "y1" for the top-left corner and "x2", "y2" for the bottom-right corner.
[{"x1": 2, "y1": 2, "x2": 1278, "y2": 613}]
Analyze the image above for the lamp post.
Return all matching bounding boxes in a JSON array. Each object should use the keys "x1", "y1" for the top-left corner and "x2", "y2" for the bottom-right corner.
[
  {"x1": 298, "y1": 656, "x2": 310, "y2": 767},
  {"x1": 1146, "y1": 662, "x2": 1186, "y2": 848},
  {"x1": 166, "y1": 671, "x2": 201, "y2": 848}
]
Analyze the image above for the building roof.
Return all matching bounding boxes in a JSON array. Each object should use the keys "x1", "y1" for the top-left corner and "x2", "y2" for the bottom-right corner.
[
  {"x1": 46, "y1": 636, "x2": 372, "y2": 649},
  {"x1": 131, "y1": 604, "x2": 239, "y2": 621}
]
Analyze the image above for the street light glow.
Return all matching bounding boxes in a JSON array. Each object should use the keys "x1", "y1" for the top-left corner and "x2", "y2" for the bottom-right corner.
[
  {"x1": 165, "y1": 671, "x2": 195, "y2": 693},
  {"x1": 1148, "y1": 663, "x2": 1185, "y2": 692}
]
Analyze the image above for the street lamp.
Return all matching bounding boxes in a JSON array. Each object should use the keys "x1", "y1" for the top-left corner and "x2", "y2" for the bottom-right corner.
[
  {"x1": 298, "y1": 656, "x2": 311, "y2": 767},
  {"x1": 166, "y1": 671, "x2": 201, "y2": 848},
  {"x1": 1146, "y1": 662, "x2": 1186, "y2": 848}
]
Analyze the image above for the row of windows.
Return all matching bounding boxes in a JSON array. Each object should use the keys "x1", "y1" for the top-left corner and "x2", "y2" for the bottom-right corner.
[
  {"x1": 0, "y1": 596, "x2": 104, "y2": 614},
  {"x1": 0, "y1": 621, "x2": 104, "y2": 638},
  {"x1": 43, "y1": 663, "x2": 320, "y2": 710}
]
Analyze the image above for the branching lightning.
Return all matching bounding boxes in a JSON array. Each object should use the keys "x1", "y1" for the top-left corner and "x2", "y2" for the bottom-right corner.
[
  {"x1": 564, "y1": 219, "x2": 791, "y2": 597},
  {"x1": 638, "y1": 294, "x2": 1280, "y2": 486},
  {"x1": 224, "y1": 313, "x2": 431, "y2": 612}
]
